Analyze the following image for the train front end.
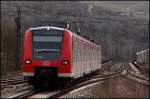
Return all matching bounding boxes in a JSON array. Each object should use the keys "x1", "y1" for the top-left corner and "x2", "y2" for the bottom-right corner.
[{"x1": 22, "y1": 26, "x2": 73, "y2": 86}]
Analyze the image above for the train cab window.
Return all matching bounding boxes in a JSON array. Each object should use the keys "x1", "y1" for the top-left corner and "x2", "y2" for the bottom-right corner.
[
  {"x1": 32, "y1": 29, "x2": 64, "y2": 60},
  {"x1": 33, "y1": 36, "x2": 62, "y2": 42}
]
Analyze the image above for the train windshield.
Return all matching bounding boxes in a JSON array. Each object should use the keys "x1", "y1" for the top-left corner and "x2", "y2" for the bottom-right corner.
[{"x1": 32, "y1": 29, "x2": 64, "y2": 60}]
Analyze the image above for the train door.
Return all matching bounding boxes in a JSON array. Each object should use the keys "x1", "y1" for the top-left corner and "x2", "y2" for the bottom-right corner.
[
  {"x1": 80, "y1": 40, "x2": 84, "y2": 76},
  {"x1": 77, "y1": 39, "x2": 81, "y2": 77},
  {"x1": 72, "y1": 37, "x2": 75, "y2": 77},
  {"x1": 87, "y1": 45, "x2": 90, "y2": 73},
  {"x1": 83, "y1": 43, "x2": 86, "y2": 75},
  {"x1": 90, "y1": 46, "x2": 92, "y2": 72},
  {"x1": 85, "y1": 44, "x2": 88, "y2": 74},
  {"x1": 85, "y1": 44, "x2": 89, "y2": 74}
]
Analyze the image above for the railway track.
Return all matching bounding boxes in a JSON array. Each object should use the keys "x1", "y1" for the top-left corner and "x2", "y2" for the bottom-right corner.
[
  {"x1": 0, "y1": 77, "x2": 23, "y2": 82},
  {"x1": 0, "y1": 77, "x2": 32, "y2": 98},
  {"x1": 1, "y1": 84, "x2": 34, "y2": 98},
  {"x1": 27, "y1": 72, "x2": 123, "y2": 98},
  {"x1": 122, "y1": 72, "x2": 149, "y2": 86},
  {"x1": 8, "y1": 63, "x2": 126, "y2": 98},
  {"x1": 0, "y1": 77, "x2": 24, "y2": 85},
  {"x1": 121, "y1": 62, "x2": 149, "y2": 86},
  {"x1": 1, "y1": 80, "x2": 27, "y2": 87},
  {"x1": 3, "y1": 62, "x2": 116, "y2": 98},
  {"x1": 8, "y1": 89, "x2": 36, "y2": 98},
  {"x1": 129, "y1": 62, "x2": 149, "y2": 80},
  {"x1": 3, "y1": 62, "x2": 149, "y2": 98},
  {"x1": 8, "y1": 70, "x2": 149, "y2": 98},
  {"x1": 0, "y1": 77, "x2": 27, "y2": 91}
]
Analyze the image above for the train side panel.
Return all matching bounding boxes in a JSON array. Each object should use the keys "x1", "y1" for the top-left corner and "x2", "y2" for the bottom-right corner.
[{"x1": 72, "y1": 34, "x2": 101, "y2": 78}]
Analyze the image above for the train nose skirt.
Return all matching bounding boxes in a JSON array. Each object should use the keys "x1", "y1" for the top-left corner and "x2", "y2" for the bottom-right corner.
[
  {"x1": 34, "y1": 67, "x2": 58, "y2": 79},
  {"x1": 33, "y1": 67, "x2": 58, "y2": 89}
]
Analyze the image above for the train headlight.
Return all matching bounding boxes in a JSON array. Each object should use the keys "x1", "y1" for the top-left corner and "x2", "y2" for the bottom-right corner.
[
  {"x1": 61, "y1": 60, "x2": 68, "y2": 65},
  {"x1": 25, "y1": 59, "x2": 32, "y2": 64}
]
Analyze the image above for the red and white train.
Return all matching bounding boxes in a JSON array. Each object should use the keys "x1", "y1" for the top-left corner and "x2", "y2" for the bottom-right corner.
[{"x1": 22, "y1": 26, "x2": 101, "y2": 88}]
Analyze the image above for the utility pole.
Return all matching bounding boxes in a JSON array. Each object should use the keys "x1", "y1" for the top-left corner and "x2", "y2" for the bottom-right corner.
[{"x1": 15, "y1": 7, "x2": 21, "y2": 69}]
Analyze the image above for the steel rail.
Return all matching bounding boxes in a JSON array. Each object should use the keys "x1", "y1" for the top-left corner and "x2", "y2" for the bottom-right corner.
[{"x1": 122, "y1": 72, "x2": 149, "y2": 86}]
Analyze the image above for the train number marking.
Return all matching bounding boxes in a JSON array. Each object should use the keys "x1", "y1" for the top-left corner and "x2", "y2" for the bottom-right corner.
[{"x1": 43, "y1": 61, "x2": 50, "y2": 66}]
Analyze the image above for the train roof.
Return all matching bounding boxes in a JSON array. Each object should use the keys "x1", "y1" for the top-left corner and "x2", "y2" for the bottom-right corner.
[
  {"x1": 28, "y1": 26, "x2": 100, "y2": 48},
  {"x1": 31, "y1": 26, "x2": 64, "y2": 31},
  {"x1": 72, "y1": 33, "x2": 100, "y2": 48}
]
